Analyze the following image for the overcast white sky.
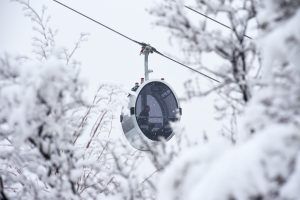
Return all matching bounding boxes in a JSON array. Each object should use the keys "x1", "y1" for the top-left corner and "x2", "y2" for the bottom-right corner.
[
  {"x1": 0, "y1": 0, "x2": 195, "y2": 94},
  {"x1": 0, "y1": 0, "x2": 221, "y2": 141}
]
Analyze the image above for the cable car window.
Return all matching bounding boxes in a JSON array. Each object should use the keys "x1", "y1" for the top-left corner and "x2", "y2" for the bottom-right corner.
[
  {"x1": 135, "y1": 81, "x2": 179, "y2": 141},
  {"x1": 147, "y1": 95, "x2": 163, "y2": 124}
]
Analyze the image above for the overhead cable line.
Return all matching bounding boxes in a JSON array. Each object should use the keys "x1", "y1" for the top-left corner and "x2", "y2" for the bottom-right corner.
[
  {"x1": 52, "y1": 0, "x2": 143, "y2": 45},
  {"x1": 154, "y1": 50, "x2": 220, "y2": 83},
  {"x1": 51, "y1": 0, "x2": 220, "y2": 83},
  {"x1": 184, "y1": 5, "x2": 252, "y2": 40}
]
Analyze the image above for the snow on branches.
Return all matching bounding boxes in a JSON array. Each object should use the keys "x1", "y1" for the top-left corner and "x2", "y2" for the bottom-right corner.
[
  {"x1": 0, "y1": 51, "x2": 84, "y2": 200},
  {"x1": 152, "y1": 0, "x2": 300, "y2": 200},
  {"x1": 150, "y1": 0, "x2": 260, "y2": 142},
  {"x1": 0, "y1": 1, "x2": 119, "y2": 199}
]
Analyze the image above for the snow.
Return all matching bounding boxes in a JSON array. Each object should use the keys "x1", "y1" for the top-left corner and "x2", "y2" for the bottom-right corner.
[
  {"x1": 1, "y1": 0, "x2": 300, "y2": 199},
  {"x1": 158, "y1": 124, "x2": 300, "y2": 200},
  {"x1": 154, "y1": 0, "x2": 300, "y2": 200}
]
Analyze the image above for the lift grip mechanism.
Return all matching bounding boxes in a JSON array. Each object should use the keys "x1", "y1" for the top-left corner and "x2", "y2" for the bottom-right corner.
[{"x1": 140, "y1": 43, "x2": 156, "y2": 81}]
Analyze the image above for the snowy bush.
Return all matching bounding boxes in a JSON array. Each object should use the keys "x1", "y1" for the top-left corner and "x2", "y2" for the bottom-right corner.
[
  {"x1": 152, "y1": 0, "x2": 300, "y2": 200},
  {"x1": 0, "y1": 52, "x2": 86, "y2": 200},
  {"x1": 150, "y1": 0, "x2": 259, "y2": 133},
  {"x1": 0, "y1": 1, "x2": 123, "y2": 199}
]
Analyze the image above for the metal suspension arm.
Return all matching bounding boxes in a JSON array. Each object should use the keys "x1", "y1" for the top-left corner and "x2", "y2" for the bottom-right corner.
[{"x1": 140, "y1": 44, "x2": 154, "y2": 81}]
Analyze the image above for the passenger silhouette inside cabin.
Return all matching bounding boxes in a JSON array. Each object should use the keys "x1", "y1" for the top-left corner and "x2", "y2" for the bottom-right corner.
[
  {"x1": 138, "y1": 105, "x2": 161, "y2": 140},
  {"x1": 138, "y1": 105, "x2": 150, "y2": 125},
  {"x1": 138, "y1": 105, "x2": 155, "y2": 139}
]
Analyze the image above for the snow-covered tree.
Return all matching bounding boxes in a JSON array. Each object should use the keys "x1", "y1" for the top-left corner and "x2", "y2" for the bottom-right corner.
[
  {"x1": 153, "y1": 0, "x2": 300, "y2": 199},
  {"x1": 0, "y1": 44, "x2": 84, "y2": 200},
  {"x1": 93, "y1": 131, "x2": 190, "y2": 200},
  {"x1": 151, "y1": 0, "x2": 260, "y2": 142},
  {"x1": 0, "y1": 1, "x2": 124, "y2": 199},
  {"x1": 0, "y1": 1, "x2": 85, "y2": 199}
]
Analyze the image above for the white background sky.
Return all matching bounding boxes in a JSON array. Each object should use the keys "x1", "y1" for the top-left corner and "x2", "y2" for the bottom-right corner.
[
  {"x1": 0, "y1": 0, "x2": 194, "y2": 93},
  {"x1": 0, "y1": 0, "x2": 220, "y2": 141}
]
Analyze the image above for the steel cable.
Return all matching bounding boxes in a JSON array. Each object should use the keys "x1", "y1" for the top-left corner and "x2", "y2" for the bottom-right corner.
[{"x1": 51, "y1": 0, "x2": 220, "y2": 83}]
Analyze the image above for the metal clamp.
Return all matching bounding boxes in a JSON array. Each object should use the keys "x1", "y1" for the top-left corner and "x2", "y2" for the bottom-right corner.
[{"x1": 140, "y1": 44, "x2": 156, "y2": 81}]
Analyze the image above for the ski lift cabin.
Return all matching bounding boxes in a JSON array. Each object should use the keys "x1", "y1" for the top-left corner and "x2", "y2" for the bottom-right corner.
[
  {"x1": 48, "y1": 1, "x2": 219, "y2": 151},
  {"x1": 120, "y1": 45, "x2": 182, "y2": 150},
  {"x1": 120, "y1": 79, "x2": 181, "y2": 150}
]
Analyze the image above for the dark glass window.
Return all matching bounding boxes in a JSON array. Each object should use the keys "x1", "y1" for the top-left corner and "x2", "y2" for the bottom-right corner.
[{"x1": 135, "y1": 81, "x2": 179, "y2": 141}]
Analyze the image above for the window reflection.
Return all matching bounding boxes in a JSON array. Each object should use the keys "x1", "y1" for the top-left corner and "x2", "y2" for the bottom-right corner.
[{"x1": 135, "y1": 82, "x2": 179, "y2": 141}]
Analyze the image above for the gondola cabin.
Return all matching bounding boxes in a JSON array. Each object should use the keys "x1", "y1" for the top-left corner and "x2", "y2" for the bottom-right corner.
[{"x1": 120, "y1": 79, "x2": 182, "y2": 150}]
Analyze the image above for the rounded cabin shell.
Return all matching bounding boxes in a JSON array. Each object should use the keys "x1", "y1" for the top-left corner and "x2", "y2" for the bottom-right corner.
[{"x1": 121, "y1": 79, "x2": 182, "y2": 150}]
